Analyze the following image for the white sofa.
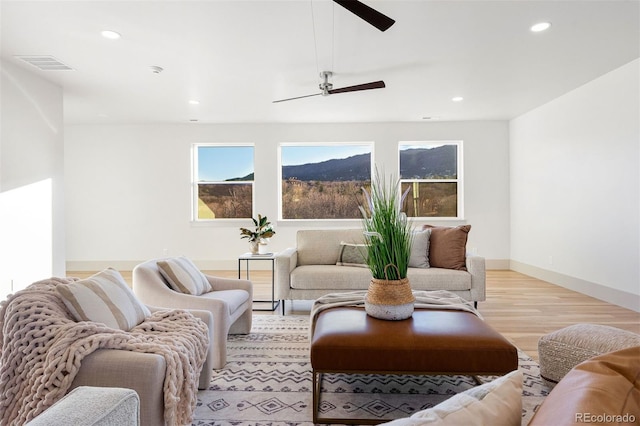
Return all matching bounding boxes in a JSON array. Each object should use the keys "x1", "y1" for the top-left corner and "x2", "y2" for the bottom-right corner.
[
  {"x1": 28, "y1": 387, "x2": 140, "y2": 426},
  {"x1": 275, "y1": 228, "x2": 485, "y2": 313}
]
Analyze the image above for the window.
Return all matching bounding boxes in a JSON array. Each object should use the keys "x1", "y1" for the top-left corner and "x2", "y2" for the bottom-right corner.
[
  {"x1": 399, "y1": 141, "x2": 463, "y2": 218},
  {"x1": 193, "y1": 144, "x2": 254, "y2": 220},
  {"x1": 280, "y1": 143, "x2": 372, "y2": 219}
]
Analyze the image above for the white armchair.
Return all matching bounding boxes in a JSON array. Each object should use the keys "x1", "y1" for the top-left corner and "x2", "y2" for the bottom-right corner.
[{"x1": 132, "y1": 258, "x2": 253, "y2": 369}]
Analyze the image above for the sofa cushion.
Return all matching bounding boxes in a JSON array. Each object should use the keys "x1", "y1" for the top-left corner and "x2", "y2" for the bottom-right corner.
[
  {"x1": 157, "y1": 256, "x2": 211, "y2": 295},
  {"x1": 529, "y1": 346, "x2": 640, "y2": 426},
  {"x1": 291, "y1": 265, "x2": 471, "y2": 292},
  {"x1": 423, "y1": 225, "x2": 470, "y2": 270},
  {"x1": 291, "y1": 265, "x2": 373, "y2": 290},
  {"x1": 409, "y1": 228, "x2": 431, "y2": 268},
  {"x1": 407, "y1": 267, "x2": 471, "y2": 291},
  {"x1": 336, "y1": 242, "x2": 368, "y2": 267},
  {"x1": 381, "y1": 370, "x2": 523, "y2": 426},
  {"x1": 57, "y1": 268, "x2": 150, "y2": 331},
  {"x1": 297, "y1": 229, "x2": 365, "y2": 265},
  {"x1": 200, "y1": 289, "x2": 250, "y2": 315}
]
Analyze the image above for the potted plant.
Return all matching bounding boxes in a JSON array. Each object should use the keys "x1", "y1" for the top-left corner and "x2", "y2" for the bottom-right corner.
[
  {"x1": 359, "y1": 170, "x2": 415, "y2": 320},
  {"x1": 240, "y1": 214, "x2": 275, "y2": 254}
]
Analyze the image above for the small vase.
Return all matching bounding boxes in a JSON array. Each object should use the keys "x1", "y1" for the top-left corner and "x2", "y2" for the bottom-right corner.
[
  {"x1": 364, "y1": 276, "x2": 415, "y2": 320},
  {"x1": 249, "y1": 241, "x2": 259, "y2": 254},
  {"x1": 258, "y1": 243, "x2": 269, "y2": 254}
]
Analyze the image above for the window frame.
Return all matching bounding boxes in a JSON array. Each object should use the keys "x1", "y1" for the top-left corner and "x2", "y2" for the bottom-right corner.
[
  {"x1": 278, "y1": 142, "x2": 374, "y2": 221},
  {"x1": 192, "y1": 143, "x2": 255, "y2": 221},
  {"x1": 398, "y1": 140, "x2": 464, "y2": 220}
]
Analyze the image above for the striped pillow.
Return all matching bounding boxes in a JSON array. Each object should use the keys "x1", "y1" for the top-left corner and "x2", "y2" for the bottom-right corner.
[
  {"x1": 57, "y1": 268, "x2": 150, "y2": 331},
  {"x1": 157, "y1": 257, "x2": 211, "y2": 295}
]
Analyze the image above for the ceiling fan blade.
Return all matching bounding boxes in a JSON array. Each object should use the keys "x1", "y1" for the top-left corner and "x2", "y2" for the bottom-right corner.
[
  {"x1": 333, "y1": 0, "x2": 395, "y2": 32},
  {"x1": 272, "y1": 92, "x2": 322, "y2": 103},
  {"x1": 328, "y1": 80, "x2": 386, "y2": 95}
]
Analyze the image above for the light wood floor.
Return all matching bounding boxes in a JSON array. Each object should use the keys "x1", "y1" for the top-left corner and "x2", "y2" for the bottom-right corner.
[{"x1": 69, "y1": 269, "x2": 640, "y2": 362}]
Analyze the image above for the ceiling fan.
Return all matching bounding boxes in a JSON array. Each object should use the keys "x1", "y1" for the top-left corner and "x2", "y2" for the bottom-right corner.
[
  {"x1": 333, "y1": 0, "x2": 395, "y2": 32},
  {"x1": 272, "y1": 71, "x2": 385, "y2": 103}
]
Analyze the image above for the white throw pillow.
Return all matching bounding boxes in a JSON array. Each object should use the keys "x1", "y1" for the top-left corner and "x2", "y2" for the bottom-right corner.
[
  {"x1": 157, "y1": 256, "x2": 211, "y2": 295},
  {"x1": 381, "y1": 370, "x2": 523, "y2": 426},
  {"x1": 409, "y1": 228, "x2": 431, "y2": 268},
  {"x1": 57, "y1": 268, "x2": 151, "y2": 331}
]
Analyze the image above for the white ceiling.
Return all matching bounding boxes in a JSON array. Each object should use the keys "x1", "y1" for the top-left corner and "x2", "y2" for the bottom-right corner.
[{"x1": 1, "y1": 0, "x2": 638, "y2": 124}]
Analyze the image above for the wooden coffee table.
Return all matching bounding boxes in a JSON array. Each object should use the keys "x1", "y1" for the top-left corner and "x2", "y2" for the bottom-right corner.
[{"x1": 310, "y1": 306, "x2": 518, "y2": 424}]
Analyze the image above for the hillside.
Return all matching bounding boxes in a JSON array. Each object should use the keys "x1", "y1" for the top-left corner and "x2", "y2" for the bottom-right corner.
[{"x1": 231, "y1": 145, "x2": 456, "y2": 181}]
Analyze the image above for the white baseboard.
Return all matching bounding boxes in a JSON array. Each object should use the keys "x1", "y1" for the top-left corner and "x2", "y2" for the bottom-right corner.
[
  {"x1": 510, "y1": 260, "x2": 640, "y2": 313},
  {"x1": 68, "y1": 258, "x2": 510, "y2": 273},
  {"x1": 66, "y1": 258, "x2": 263, "y2": 272},
  {"x1": 486, "y1": 259, "x2": 510, "y2": 270}
]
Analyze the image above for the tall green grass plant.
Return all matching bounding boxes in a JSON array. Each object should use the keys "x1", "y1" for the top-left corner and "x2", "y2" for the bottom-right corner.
[{"x1": 359, "y1": 171, "x2": 413, "y2": 280}]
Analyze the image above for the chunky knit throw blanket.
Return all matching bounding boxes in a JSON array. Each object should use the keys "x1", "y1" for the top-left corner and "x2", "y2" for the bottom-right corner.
[{"x1": 0, "y1": 278, "x2": 209, "y2": 426}]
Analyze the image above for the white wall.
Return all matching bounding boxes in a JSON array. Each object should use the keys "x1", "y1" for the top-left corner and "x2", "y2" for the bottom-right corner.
[
  {"x1": 510, "y1": 59, "x2": 640, "y2": 311},
  {"x1": 64, "y1": 121, "x2": 510, "y2": 271},
  {"x1": 0, "y1": 59, "x2": 65, "y2": 296}
]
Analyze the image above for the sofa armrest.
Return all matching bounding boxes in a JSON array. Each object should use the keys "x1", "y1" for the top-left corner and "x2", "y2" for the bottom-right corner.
[
  {"x1": 275, "y1": 248, "x2": 297, "y2": 300},
  {"x1": 206, "y1": 275, "x2": 253, "y2": 297},
  {"x1": 71, "y1": 349, "x2": 165, "y2": 426},
  {"x1": 28, "y1": 386, "x2": 140, "y2": 426},
  {"x1": 146, "y1": 305, "x2": 220, "y2": 378},
  {"x1": 143, "y1": 287, "x2": 234, "y2": 314},
  {"x1": 466, "y1": 255, "x2": 486, "y2": 302},
  {"x1": 185, "y1": 309, "x2": 215, "y2": 389}
]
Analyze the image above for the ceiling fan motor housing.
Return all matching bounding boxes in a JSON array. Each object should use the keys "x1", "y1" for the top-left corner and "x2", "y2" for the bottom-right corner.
[
  {"x1": 319, "y1": 71, "x2": 333, "y2": 95},
  {"x1": 272, "y1": 70, "x2": 384, "y2": 103},
  {"x1": 319, "y1": 82, "x2": 334, "y2": 95}
]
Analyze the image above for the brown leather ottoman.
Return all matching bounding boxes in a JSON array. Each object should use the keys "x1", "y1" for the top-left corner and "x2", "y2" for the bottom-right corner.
[{"x1": 310, "y1": 306, "x2": 518, "y2": 424}]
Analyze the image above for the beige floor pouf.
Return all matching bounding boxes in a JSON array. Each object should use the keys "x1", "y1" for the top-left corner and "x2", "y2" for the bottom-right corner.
[{"x1": 538, "y1": 323, "x2": 640, "y2": 386}]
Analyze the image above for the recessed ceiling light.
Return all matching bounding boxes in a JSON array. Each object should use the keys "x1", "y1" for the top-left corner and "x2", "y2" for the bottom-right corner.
[
  {"x1": 101, "y1": 30, "x2": 121, "y2": 40},
  {"x1": 189, "y1": 100, "x2": 200, "y2": 105},
  {"x1": 452, "y1": 96, "x2": 464, "y2": 102},
  {"x1": 530, "y1": 22, "x2": 551, "y2": 32}
]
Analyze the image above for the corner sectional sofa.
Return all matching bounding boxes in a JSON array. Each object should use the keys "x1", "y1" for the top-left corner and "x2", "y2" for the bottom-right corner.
[{"x1": 275, "y1": 228, "x2": 485, "y2": 313}]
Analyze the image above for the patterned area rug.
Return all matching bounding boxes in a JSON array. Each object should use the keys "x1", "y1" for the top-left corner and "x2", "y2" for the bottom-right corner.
[{"x1": 193, "y1": 315, "x2": 549, "y2": 425}]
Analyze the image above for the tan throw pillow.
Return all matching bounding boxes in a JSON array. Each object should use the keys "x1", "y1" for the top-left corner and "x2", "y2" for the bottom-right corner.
[
  {"x1": 422, "y1": 224, "x2": 471, "y2": 270},
  {"x1": 57, "y1": 268, "x2": 150, "y2": 331},
  {"x1": 381, "y1": 370, "x2": 523, "y2": 426},
  {"x1": 409, "y1": 228, "x2": 431, "y2": 268},
  {"x1": 336, "y1": 242, "x2": 369, "y2": 267},
  {"x1": 157, "y1": 256, "x2": 211, "y2": 295}
]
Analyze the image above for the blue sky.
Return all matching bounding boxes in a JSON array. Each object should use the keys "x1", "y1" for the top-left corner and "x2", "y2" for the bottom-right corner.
[
  {"x1": 198, "y1": 146, "x2": 254, "y2": 181},
  {"x1": 198, "y1": 144, "x2": 372, "y2": 181}
]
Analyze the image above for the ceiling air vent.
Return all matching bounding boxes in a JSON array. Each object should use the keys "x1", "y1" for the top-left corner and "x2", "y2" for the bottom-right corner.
[{"x1": 15, "y1": 55, "x2": 73, "y2": 71}]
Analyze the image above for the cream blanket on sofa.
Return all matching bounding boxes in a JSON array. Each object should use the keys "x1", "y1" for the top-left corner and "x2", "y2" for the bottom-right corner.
[
  {"x1": 0, "y1": 278, "x2": 209, "y2": 426},
  {"x1": 310, "y1": 289, "x2": 482, "y2": 335}
]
